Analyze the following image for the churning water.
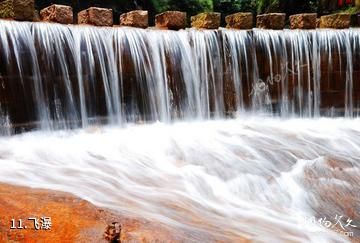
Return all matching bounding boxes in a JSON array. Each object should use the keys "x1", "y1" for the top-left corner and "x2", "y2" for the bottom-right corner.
[
  {"x1": 0, "y1": 20, "x2": 359, "y2": 242},
  {"x1": 0, "y1": 118, "x2": 359, "y2": 242}
]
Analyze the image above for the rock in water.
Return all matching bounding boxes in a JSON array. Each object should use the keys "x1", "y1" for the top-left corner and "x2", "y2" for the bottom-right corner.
[
  {"x1": 155, "y1": 11, "x2": 186, "y2": 30},
  {"x1": 256, "y1": 13, "x2": 286, "y2": 29},
  {"x1": 40, "y1": 4, "x2": 73, "y2": 24},
  {"x1": 289, "y1": 13, "x2": 317, "y2": 29},
  {"x1": 191, "y1": 12, "x2": 221, "y2": 29},
  {"x1": 320, "y1": 13, "x2": 351, "y2": 29},
  {"x1": 120, "y1": 10, "x2": 148, "y2": 28},
  {"x1": 78, "y1": 7, "x2": 113, "y2": 26},
  {"x1": 225, "y1": 12, "x2": 253, "y2": 29}
]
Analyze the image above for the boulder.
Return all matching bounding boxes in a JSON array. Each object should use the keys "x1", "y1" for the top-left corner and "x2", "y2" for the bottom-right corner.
[
  {"x1": 225, "y1": 12, "x2": 253, "y2": 29},
  {"x1": 191, "y1": 12, "x2": 221, "y2": 29},
  {"x1": 13, "y1": 0, "x2": 34, "y2": 21},
  {"x1": 78, "y1": 7, "x2": 113, "y2": 26},
  {"x1": 120, "y1": 10, "x2": 148, "y2": 28},
  {"x1": 155, "y1": 11, "x2": 186, "y2": 30},
  {"x1": 0, "y1": 0, "x2": 14, "y2": 19},
  {"x1": 289, "y1": 13, "x2": 317, "y2": 29},
  {"x1": 40, "y1": 4, "x2": 73, "y2": 24},
  {"x1": 256, "y1": 13, "x2": 286, "y2": 29},
  {"x1": 320, "y1": 13, "x2": 351, "y2": 29}
]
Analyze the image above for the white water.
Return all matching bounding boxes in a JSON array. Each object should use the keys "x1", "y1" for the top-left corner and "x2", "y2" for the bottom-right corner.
[
  {"x1": 0, "y1": 117, "x2": 358, "y2": 242},
  {"x1": 1, "y1": 20, "x2": 360, "y2": 132},
  {"x1": 0, "y1": 20, "x2": 360, "y2": 242}
]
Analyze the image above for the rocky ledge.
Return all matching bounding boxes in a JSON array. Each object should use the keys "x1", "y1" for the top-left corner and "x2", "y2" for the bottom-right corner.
[{"x1": 0, "y1": 183, "x2": 183, "y2": 242}]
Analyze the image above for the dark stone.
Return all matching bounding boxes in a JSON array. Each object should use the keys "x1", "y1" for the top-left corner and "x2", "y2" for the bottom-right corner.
[{"x1": 12, "y1": 0, "x2": 34, "y2": 21}]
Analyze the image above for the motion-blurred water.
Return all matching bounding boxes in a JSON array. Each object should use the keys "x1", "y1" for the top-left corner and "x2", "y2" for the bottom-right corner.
[
  {"x1": 1, "y1": 20, "x2": 360, "y2": 132},
  {"x1": 0, "y1": 117, "x2": 358, "y2": 242}
]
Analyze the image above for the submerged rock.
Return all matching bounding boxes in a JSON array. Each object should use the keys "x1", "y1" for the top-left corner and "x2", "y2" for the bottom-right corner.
[
  {"x1": 40, "y1": 4, "x2": 73, "y2": 24},
  {"x1": 78, "y1": 7, "x2": 113, "y2": 26},
  {"x1": 320, "y1": 13, "x2": 351, "y2": 29},
  {"x1": 225, "y1": 12, "x2": 253, "y2": 29},
  {"x1": 155, "y1": 11, "x2": 186, "y2": 30},
  {"x1": 120, "y1": 10, "x2": 148, "y2": 28},
  {"x1": 289, "y1": 13, "x2": 317, "y2": 29},
  {"x1": 191, "y1": 12, "x2": 221, "y2": 29},
  {"x1": 256, "y1": 13, "x2": 286, "y2": 29}
]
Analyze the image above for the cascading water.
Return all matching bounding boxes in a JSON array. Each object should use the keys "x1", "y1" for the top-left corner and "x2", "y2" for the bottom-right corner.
[
  {"x1": 0, "y1": 20, "x2": 359, "y2": 242},
  {"x1": 1, "y1": 20, "x2": 360, "y2": 130}
]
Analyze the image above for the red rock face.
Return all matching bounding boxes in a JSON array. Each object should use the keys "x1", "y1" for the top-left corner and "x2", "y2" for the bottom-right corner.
[
  {"x1": 256, "y1": 13, "x2": 286, "y2": 29},
  {"x1": 78, "y1": 7, "x2": 113, "y2": 27},
  {"x1": 191, "y1": 12, "x2": 221, "y2": 29},
  {"x1": 120, "y1": 10, "x2": 148, "y2": 28},
  {"x1": 289, "y1": 13, "x2": 317, "y2": 29},
  {"x1": 40, "y1": 4, "x2": 73, "y2": 24},
  {"x1": 225, "y1": 12, "x2": 253, "y2": 29},
  {"x1": 155, "y1": 11, "x2": 187, "y2": 30},
  {"x1": 0, "y1": 183, "x2": 252, "y2": 242},
  {"x1": 0, "y1": 183, "x2": 186, "y2": 242}
]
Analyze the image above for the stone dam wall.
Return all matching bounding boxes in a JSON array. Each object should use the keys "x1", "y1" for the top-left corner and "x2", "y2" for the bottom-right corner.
[{"x1": 0, "y1": 2, "x2": 360, "y2": 131}]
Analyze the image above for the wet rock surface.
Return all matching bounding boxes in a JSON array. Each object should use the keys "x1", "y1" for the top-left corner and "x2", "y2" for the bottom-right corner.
[
  {"x1": 120, "y1": 10, "x2": 148, "y2": 28},
  {"x1": 155, "y1": 11, "x2": 186, "y2": 30},
  {"x1": 289, "y1": 13, "x2": 317, "y2": 29},
  {"x1": 225, "y1": 12, "x2": 253, "y2": 29},
  {"x1": 320, "y1": 13, "x2": 351, "y2": 29},
  {"x1": 256, "y1": 13, "x2": 286, "y2": 29},
  {"x1": 78, "y1": 7, "x2": 113, "y2": 26},
  {"x1": 0, "y1": 183, "x2": 183, "y2": 242},
  {"x1": 300, "y1": 157, "x2": 360, "y2": 242},
  {"x1": 191, "y1": 12, "x2": 221, "y2": 29},
  {"x1": 40, "y1": 4, "x2": 73, "y2": 24}
]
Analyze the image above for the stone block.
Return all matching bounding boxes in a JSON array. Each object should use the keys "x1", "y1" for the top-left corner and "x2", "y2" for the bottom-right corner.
[
  {"x1": 40, "y1": 4, "x2": 73, "y2": 24},
  {"x1": 78, "y1": 7, "x2": 113, "y2": 26},
  {"x1": 155, "y1": 11, "x2": 186, "y2": 30},
  {"x1": 225, "y1": 12, "x2": 253, "y2": 29}
]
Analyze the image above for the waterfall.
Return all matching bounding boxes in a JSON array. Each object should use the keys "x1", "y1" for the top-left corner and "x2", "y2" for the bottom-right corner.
[
  {"x1": 0, "y1": 20, "x2": 360, "y2": 132},
  {"x1": 0, "y1": 20, "x2": 359, "y2": 242}
]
